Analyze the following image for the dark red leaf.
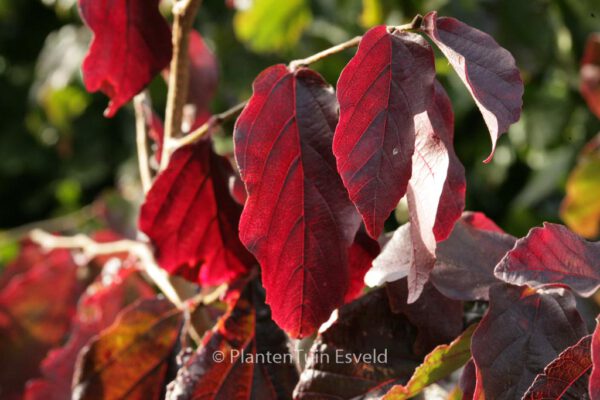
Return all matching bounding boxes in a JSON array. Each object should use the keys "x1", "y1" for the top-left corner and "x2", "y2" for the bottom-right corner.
[
  {"x1": 78, "y1": 0, "x2": 172, "y2": 117},
  {"x1": 345, "y1": 229, "x2": 380, "y2": 303},
  {"x1": 294, "y1": 288, "x2": 422, "y2": 399},
  {"x1": 494, "y1": 223, "x2": 600, "y2": 297},
  {"x1": 367, "y1": 212, "x2": 514, "y2": 301},
  {"x1": 24, "y1": 269, "x2": 154, "y2": 400},
  {"x1": 581, "y1": 34, "x2": 600, "y2": 119},
  {"x1": 591, "y1": 318, "x2": 600, "y2": 399},
  {"x1": 0, "y1": 246, "x2": 82, "y2": 400},
  {"x1": 72, "y1": 297, "x2": 183, "y2": 400},
  {"x1": 471, "y1": 284, "x2": 587, "y2": 400},
  {"x1": 140, "y1": 139, "x2": 253, "y2": 286},
  {"x1": 386, "y1": 279, "x2": 463, "y2": 356},
  {"x1": 233, "y1": 65, "x2": 361, "y2": 338},
  {"x1": 333, "y1": 25, "x2": 436, "y2": 238},
  {"x1": 460, "y1": 359, "x2": 478, "y2": 400},
  {"x1": 431, "y1": 212, "x2": 515, "y2": 301},
  {"x1": 523, "y1": 335, "x2": 592, "y2": 400},
  {"x1": 405, "y1": 81, "x2": 466, "y2": 300},
  {"x1": 421, "y1": 11, "x2": 523, "y2": 163},
  {"x1": 166, "y1": 280, "x2": 298, "y2": 399}
]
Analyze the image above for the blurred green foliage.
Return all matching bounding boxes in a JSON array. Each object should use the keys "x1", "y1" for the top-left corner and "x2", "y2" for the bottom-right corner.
[{"x1": 1, "y1": 0, "x2": 600, "y2": 241}]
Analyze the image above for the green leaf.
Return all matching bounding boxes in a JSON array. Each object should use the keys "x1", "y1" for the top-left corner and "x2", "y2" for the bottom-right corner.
[
  {"x1": 233, "y1": 0, "x2": 312, "y2": 53},
  {"x1": 561, "y1": 134, "x2": 600, "y2": 239},
  {"x1": 383, "y1": 324, "x2": 477, "y2": 400}
]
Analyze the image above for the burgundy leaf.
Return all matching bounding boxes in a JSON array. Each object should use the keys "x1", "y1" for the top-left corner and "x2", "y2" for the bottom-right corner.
[
  {"x1": 166, "y1": 280, "x2": 298, "y2": 400},
  {"x1": 494, "y1": 223, "x2": 600, "y2": 297},
  {"x1": 386, "y1": 279, "x2": 464, "y2": 356},
  {"x1": 523, "y1": 335, "x2": 592, "y2": 400},
  {"x1": 581, "y1": 34, "x2": 600, "y2": 119},
  {"x1": 294, "y1": 288, "x2": 422, "y2": 399},
  {"x1": 72, "y1": 297, "x2": 183, "y2": 400},
  {"x1": 405, "y1": 81, "x2": 466, "y2": 301},
  {"x1": 471, "y1": 284, "x2": 587, "y2": 400},
  {"x1": 591, "y1": 318, "x2": 600, "y2": 399},
  {"x1": 0, "y1": 246, "x2": 82, "y2": 400},
  {"x1": 233, "y1": 64, "x2": 361, "y2": 338},
  {"x1": 345, "y1": 229, "x2": 380, "y2": 303},
  {"x1": 421, "y1": 11, "x2": 523, "y2": 162},
  {"x1": 367, "y1": 212, "x2": 514, "y2": 301},
  {"x1": 460, "y1": 359, "x2": 478, "y2": 400},
  {"x1": 334, "y1": 25, "x2": 436, "y2": 238},
  {"x1": 139, "y1": 139, "x2": 253, "y2": 286},
  {"x1": 431, "y1": 212, "x2": 515, "y2": 301},
  {"x1": 24, "y1": 269, "x2": 154, "y2": 400},
  {"x1": 78, "y1": 0, "x2": 171, "y2": 117}
]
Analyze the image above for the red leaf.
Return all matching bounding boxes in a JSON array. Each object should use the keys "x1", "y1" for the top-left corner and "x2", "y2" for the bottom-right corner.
[
  {"x1": 581, "y1": 34, "x2": 600, "y2": 119},
  {"x1": 165, "y1": 280, "x2": 298, "y2": 399},
  {"x1": 523, "y1": 335, "x2": 592, "y2": 400},
  {"x1": 345, "y1": 229, "x2": 380, "y2": 302},
  {"x1": 78, "y1": 0, "x2": 172, "y2": 117},
  {"x1": 233, "y1": 65, "x2": 361, "y2": 338},
  {"x1": 405, "y1": 81, "x2": 466, "y2": 301},
  {"x1": 422, "y1": 11, "x2": 523, "y2": 163},
  {"x1": 471, "y1": 284, "x2": 587, "y2": 400},
  {"x1": 462, "y1": 211, "x2": 504, "y2": 233},
  {"x1": 0, "y1": 246, "x2": 82, "y2": 400},
  {"x1": 494, "y1": 223, "x2": 600, "y2": 297},
  {"x1": 334, "y1": 25, "x2": 436, "y2": 238},
  {"x1": 24, "y1": 269, "x2": 154, "y2": 400},
  {"x1": 591, "y1": 318, "x2": 600, "y2": 399},
  {"x1": 72, "y1": 297, "x2": 183, "y2": 400},
  {"x1": 140, "y1": 139, "x2": 253, "y2": 285}
]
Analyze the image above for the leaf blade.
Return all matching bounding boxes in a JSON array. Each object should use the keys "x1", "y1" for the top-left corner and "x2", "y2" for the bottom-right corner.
[{"x1": 421, "y1": 11, "x2": 523, "y2": 162}]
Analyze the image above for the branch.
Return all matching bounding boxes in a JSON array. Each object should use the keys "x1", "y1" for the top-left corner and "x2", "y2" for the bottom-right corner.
[
  {"x1": 289, "y1": 36, "x2": 362, "y2": 71},
  {"x1": 134, "y1": 91, "x2": 153, "y2": 194},
  {"x1": 168, "y1": 101, "x2": 247, "y2": 152},
  {"x1": 161, "y1": 0, "x2": 203, "y2": 171},
  {"x1": 29, "y1": 229, "x2": 184, "y2": 309}
]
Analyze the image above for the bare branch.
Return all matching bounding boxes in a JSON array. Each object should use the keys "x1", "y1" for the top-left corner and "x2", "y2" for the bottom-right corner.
[
  {"x1": 161, "y1": 0, "x2": 203, "y2": 171},
  {"x1": 29, "y1": 229, "x2": 184, "y2": 309},
  {"x1": 134, "y1": 91, "x2": 153, "y2": 194}
]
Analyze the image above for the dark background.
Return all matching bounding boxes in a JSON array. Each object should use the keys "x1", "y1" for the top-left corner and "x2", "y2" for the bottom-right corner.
[{"x1": 1, "y1": 0, "x2": 599, "y2": 261}]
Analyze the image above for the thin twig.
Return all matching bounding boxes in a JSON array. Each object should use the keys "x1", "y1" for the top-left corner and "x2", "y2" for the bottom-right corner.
[
  {"x1": 289, "y1": 36, "x2": 362, "y2": 71},
  {"x1": 168, "y1": 101, "x2": 247, "y2": 152},
  {"x1": 29, "y1": 229, "x2": 184, "y2": 309},
  {"x1": 161, "y1": 0, "x2": 202, "y2": 171},
  {"x1": 134, "y1": 91, "x2": 153, "y2": 194}
]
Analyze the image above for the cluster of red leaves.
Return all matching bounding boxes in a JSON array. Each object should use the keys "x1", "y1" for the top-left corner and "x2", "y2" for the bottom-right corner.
[{"x1": 6, "y1": 1, "x2": 600, "y2": 399}]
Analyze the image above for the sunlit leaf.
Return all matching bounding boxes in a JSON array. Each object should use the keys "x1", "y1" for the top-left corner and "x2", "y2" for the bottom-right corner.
[{"x1": 72, "y1": 297, "x2": 183, "y2": 400}]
